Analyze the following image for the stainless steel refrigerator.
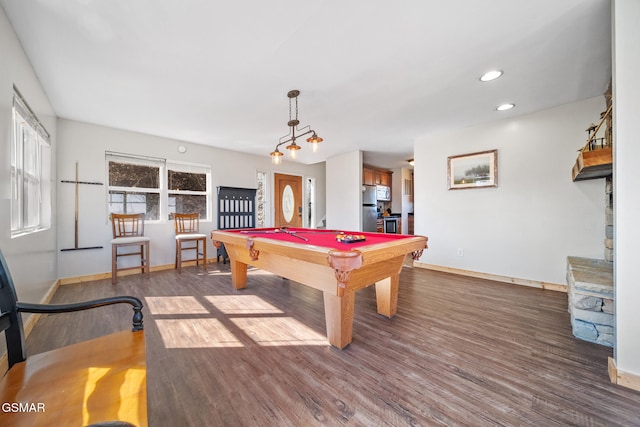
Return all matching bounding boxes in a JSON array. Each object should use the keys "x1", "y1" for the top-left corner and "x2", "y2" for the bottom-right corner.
[{"x1": 362, "y1": 185, "x2": 377, "y2": 232}]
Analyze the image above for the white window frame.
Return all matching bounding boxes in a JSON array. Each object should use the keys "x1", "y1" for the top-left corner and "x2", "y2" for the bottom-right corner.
[
  {"x1": 106, "y1": 152, "x2": 211, "y2": 222},
  {"x1": 167, "y1": 160, "x2": 211, "y2": 221},
  {"x1": 106, "y1": 152, "x2": 164, "y2": 221},
  {"x1": 11, "y1": 88, "x2": 51, "y2": 237}
]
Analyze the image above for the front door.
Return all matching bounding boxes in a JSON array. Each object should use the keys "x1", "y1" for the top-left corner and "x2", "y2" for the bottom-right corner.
[{"x1": 274, "y1": 173, "x2": 302, "y2": 228}]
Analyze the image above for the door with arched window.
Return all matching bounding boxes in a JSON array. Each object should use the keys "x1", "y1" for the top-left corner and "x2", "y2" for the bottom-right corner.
[{"x1": 274, "y1": 173, "x2": 302, "y2": 228}]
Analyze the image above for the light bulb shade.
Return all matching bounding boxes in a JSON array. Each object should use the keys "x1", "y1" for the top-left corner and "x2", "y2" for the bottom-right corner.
[
  {"x1": 306, "y1": 134, "x2": 323, "y2": 144},
  {"x1": 286, "y1": 142, "x2": 301, "y2": 159},
  {"x1": 271, "y1": 149, "x2": 283, "y2": 165},
  {"x1": 307, "y1": 133, "x2": 322, "y2": 153}
]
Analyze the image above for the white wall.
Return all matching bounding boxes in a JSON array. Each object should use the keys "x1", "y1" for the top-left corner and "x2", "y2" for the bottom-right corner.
[
  {"x1": 0, "y1": 6, "x2": 58, "y2": 303},
  {"x1": 56, "y1": 119, "x2": 326, "y2": 279},
  {"x1": 414, "y1": 96, "x2": 605, "y2": 285},
  {"x1": 325, "y1": 150, "x2": 362, "y2": 231},
  {"x1": 612, "y1": 0, "x2": 640, "y2": 381}
]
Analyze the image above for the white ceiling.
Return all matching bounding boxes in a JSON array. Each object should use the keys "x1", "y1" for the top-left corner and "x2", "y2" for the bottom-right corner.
[{"x1": 1, "y1": 0, "x2": 611, "y2": 170}]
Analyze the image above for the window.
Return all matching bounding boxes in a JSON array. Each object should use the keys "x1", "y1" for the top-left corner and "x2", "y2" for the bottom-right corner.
[
  {"x1": 256, "y1": 170, "x2": 268, "y2": 227},
  {"x1": 305, "y1": 177, "x2": 315, "y2": 228},
  {"x1": 11, "y1": 88, "x2": 51, "y2": 236},
  {"x1": 106, "y1": 153, "x2": 211, "y2": 221},
  {"x1": 167, "y1": 162, "x2": 209, "y2": 220},
  {"x1": 107, "y1": 154, "x2": 162, "y2": 220}
]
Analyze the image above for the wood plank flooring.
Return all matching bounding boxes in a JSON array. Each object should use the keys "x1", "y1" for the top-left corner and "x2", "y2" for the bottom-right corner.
[{"x1": 24, "y1": 263, "x2": 640, "y2": 426}]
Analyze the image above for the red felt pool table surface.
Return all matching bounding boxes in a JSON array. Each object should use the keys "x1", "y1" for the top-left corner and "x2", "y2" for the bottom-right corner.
[
  {"x1": 210, "y1": 227, "x2": 428, "y2": 349},
  {"x1": 230, "y1": 227, "x2": 410, "y2": 250}
]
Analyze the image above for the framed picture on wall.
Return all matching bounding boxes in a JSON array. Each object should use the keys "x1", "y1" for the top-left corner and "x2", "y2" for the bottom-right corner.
[{"x1": 447, "y1": 149, "x2": 498, "y2": 190}]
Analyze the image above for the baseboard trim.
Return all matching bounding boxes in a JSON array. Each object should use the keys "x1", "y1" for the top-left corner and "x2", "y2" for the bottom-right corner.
[
  {"x1": 0, "y1": 352, "x2": 6, "y2": 376},
  {"x1": 22, "y1": 277, "x2": 60, "y2": 336},
  {"x1": 414, "y1": 262, "x2": 567, "y2": 293},
  {"x1": 59, "y1": 259, "x2": 217, "y2": 285},
  {"x1": 608, "y1": 357, "x2": 617, "y2": 383},
  {"x1": 609, "y1": 357, "x2": 640, "y2": 392}
]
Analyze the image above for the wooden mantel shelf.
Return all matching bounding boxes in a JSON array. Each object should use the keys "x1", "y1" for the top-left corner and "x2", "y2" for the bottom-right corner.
[{"x1": 572, "y1": 146, "x2": 612, "y2": 181}]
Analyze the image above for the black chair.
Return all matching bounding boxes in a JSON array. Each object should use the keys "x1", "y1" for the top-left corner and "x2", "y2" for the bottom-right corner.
[
  {"x1": 0, "y1": 248, "x2": 147, "y2": 426},
  {"x1": 0, "y1": 249, "x2": 143, "y2": 368}
]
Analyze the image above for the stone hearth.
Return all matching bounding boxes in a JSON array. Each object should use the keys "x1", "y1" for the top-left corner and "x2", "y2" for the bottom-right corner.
[{"x1": 566, "y1": 257, "x2": 613, "y2": 347}]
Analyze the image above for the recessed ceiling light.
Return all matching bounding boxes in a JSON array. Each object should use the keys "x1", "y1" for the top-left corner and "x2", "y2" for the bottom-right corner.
[
  {"x1": 496, "y1": 103, "x2": 515, "y2": 111},
  {"x1": 480, "y1": 70, "x2": 503, "y2": 82}
]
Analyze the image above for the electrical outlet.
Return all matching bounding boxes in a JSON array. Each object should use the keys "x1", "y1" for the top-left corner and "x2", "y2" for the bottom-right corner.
[{"x1": 457, "y1": 248, "x2": 464, "y2": 256}]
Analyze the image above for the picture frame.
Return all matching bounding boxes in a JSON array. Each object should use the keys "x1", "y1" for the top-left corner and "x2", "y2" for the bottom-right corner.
[{"x1": 447, "y1": 149, "x2": 498, "y2": 190}]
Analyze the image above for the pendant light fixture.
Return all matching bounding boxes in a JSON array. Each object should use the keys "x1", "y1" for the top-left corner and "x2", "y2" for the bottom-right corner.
[{"x1": 270, "y1": 90, "x2": 323, "y2": 164}]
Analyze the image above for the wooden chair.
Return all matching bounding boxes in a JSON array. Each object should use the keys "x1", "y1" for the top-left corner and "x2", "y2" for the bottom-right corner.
[
  {"x1": 174, "y1": 213, "x2": 207, "y2": 273},
  {"x1": 111, "y1": 213, "x2": 150, "y2": 284},
  {"x1": 0, "y1": 248, "x2": 147, "y2": 427}
]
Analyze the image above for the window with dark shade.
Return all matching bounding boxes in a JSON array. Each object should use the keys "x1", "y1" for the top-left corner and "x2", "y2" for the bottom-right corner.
[{"x1": 106, "y1": 153, "x2": 211, "y2": 221}]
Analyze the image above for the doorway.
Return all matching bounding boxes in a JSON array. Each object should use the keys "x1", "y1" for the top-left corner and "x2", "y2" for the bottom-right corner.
[{"x1": 274, "y1": 173, "x2": 302, "y2": 228}]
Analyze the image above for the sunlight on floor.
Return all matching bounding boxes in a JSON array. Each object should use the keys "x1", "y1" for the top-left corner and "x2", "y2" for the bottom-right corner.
[
  {"x1": 206, "y1": 295, "x2": 284, "y2": 314},
  {"x1": 150, "y1": 295, "x2": 327, "y2": 348},
  {"x1": 204, "y1": 266, "x2": 271, "y2": 276},
  {"x1": 230, "y1": 317, "x2": 327, "y2": 346},
  {"x1": 204, "y1": 268, "x2": 232, "y2": 276},
  {"x1": 145, "y1": 296, "x2": 209, "y2": 315},
  {"x1": 245, "y1": 268, "x2": 281, "y2": 276},
  {"x1": 155, "y1": 319, "x2": 243, "y2": 348}
]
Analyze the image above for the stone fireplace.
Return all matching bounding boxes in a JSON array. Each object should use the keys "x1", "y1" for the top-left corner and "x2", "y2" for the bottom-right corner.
[
  {"x1": 566, "y1": 85, "x2": 614, "y2": 347},
  {"x1": 566, "y1": 175, "x2": 614, "y2": 347},
  {"x1": 567, "y1": 257, "x2": 613, "y2": 347}
]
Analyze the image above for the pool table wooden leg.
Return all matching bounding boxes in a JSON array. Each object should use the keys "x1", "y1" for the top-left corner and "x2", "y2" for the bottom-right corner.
[
  {"x1": 375, "y1": 273, "x2": 399, "y2": 318},
  {"x1": 230, "y1": 260, "x2": 248, "y2": 290},
  {"x1": 323, "y1": 290, "x2": 355, "y2": 349}
]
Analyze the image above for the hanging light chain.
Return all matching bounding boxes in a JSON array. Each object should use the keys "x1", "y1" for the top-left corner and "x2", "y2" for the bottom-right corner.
[{"x1": 288, "y1": 93, "x2": 299, "y2": 122}]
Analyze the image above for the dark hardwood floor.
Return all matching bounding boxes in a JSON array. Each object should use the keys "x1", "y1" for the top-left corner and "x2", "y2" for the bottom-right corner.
[{"x1": 25, "y1": 263, "x2": 640, "y2": 426}]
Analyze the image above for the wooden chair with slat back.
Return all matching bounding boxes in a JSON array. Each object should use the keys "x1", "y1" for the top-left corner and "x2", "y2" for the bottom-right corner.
[
  {"x1": 110, "y1": 213, "x2": 150, "y2": 284},
  {"x1": 0, "y1": 248, "x2": 148, "y2": 426},
  {"x1": 174, "y1": 213, "x2": 207, "y2": 273}
]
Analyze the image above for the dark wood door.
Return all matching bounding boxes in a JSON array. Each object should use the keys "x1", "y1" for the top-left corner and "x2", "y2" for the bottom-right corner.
[{"x1": 274, "y1": 173, "x2": 302, "y2": 228}]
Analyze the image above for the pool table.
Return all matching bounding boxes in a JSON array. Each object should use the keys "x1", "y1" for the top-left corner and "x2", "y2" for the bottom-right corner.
[{"x1": 210, "y1": 227, "x2": 427, "y2": 349}]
